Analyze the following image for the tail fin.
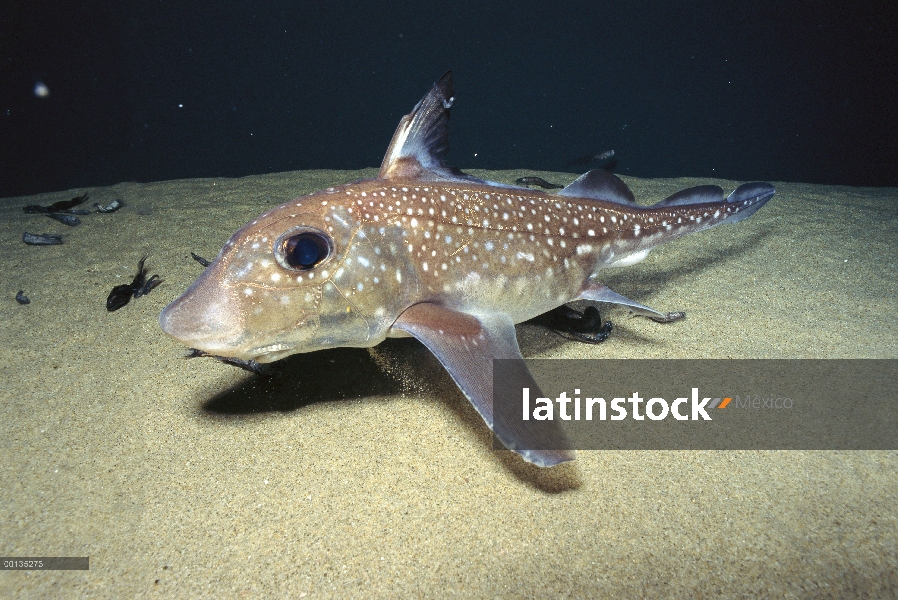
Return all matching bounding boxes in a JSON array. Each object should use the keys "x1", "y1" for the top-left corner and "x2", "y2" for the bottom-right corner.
[
  {"x1": 719, "y1": 182, "x2": 776, "y2": 224},
  {"x1": 651, "y1": 181, "x2": 775, "y2": 232},
  {"x1": 559, "y1": 170, "x2": 775, "y2": 227}
]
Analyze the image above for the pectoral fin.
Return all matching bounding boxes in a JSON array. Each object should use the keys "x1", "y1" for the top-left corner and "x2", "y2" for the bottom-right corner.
[{"x1": 391, "y1": 302, "x2": 574, "y2": 467}]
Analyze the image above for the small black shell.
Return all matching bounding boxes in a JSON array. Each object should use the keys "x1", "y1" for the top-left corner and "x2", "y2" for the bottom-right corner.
[
  {"x1": 190, "y1": 252, "x2": 211, "y2": 267},
  {"x1": 22, "y1": 232, "x2": 63, "y2": 245},
  {"x1": 45, "y1": 213, "x2": 81, "y2": 226},
  {"x1": 95, "y1": 199, "x2": 124, "y2": 213}
]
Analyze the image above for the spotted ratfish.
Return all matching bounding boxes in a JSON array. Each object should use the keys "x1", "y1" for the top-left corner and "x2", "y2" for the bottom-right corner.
[{"x1": 159, "y1": 72, "x2": 774, "y2": 467}]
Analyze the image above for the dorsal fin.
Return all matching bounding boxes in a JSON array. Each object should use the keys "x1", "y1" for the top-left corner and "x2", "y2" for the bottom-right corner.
[
  {"x1": 378, "y1": 72, "x2": 521, "y2": 188},
  {"x1": 558, "y1": 169, "x2": 638, "y2": 205},
  {"x1": 653, "y1": 184, "x2": 723, "y2": 207},
  {"x1": 379, "y1": 71, "x2": 454, "y2": 180}
]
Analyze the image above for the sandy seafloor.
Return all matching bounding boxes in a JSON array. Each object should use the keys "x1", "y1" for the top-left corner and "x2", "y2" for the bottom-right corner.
[{"x1": 0, "y1": 168, "x2": 896, "y2": 598}]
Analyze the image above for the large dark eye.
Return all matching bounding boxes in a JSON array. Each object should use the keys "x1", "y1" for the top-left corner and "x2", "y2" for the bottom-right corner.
[{"x1": 275, "y1": 228, "x2": 332, "y2": 271}]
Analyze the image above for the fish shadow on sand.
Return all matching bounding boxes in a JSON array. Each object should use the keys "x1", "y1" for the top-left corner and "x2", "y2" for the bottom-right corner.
[
  {"x1": 603, "y1": 229, "x2": 772, "y2": 298},
  {"x1": 200, "y1": 347, "x2": 401, "y2": 414},
  {"x1": 199, "y1": 342, "x2": 580, "y2": 491}
]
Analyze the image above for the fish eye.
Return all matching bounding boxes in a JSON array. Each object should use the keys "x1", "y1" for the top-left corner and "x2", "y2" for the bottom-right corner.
[{"x1": 274, "y1": 228, "x2": 333, "y2": 271}]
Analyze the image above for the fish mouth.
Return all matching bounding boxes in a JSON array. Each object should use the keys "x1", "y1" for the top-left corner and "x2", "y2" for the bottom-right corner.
[{"x1": 245, "y1": 343, "x2": 296, "y2": 364}]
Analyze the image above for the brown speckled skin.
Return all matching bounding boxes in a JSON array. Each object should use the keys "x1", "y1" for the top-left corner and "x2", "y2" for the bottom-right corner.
[{"x1": 159, "y1": 175, "x2": 761, "y2": 363}]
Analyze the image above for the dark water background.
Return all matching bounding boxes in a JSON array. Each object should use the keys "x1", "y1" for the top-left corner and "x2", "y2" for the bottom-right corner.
[{"x1": 2, "y1": 0, "x2": 896, "y2": 198}]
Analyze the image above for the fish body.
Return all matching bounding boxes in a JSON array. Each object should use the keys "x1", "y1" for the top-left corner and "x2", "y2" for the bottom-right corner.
[{"x1": 160, "y1": 72, "x2": 774, "y2": 467}]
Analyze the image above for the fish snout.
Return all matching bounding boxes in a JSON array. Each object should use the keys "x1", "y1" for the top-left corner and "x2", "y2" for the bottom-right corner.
[{"x1": 159, "y1": 286, "x2": 245, "y2": 356}]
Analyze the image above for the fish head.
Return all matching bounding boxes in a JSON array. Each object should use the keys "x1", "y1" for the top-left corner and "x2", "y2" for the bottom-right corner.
[{"x1": 159, "y1": 184, "x2": 415, "y2": 363}]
